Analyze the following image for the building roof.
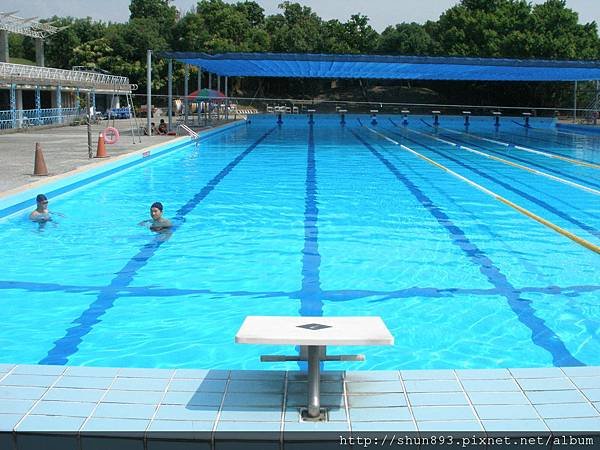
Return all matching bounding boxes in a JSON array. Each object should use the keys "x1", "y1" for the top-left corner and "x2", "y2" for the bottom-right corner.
[{"x1": 161, "y1": 52, "x2": 600, "y2": 81}]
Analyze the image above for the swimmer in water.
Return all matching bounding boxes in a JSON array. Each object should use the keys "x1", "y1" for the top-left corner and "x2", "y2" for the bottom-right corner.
[
  {"x1": 139, "y1": 201, "x2": 173, "y2": 232},
  {"x1": 29, "y1": 194, "x2": 51, "y2": 222}
]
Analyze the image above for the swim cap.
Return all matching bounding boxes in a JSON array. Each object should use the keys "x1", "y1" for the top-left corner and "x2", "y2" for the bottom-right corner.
[
  {"x1": 151, "y1": 202, "x2": 163, "y2": 211},
  {"x1": 36, "y1": 194, "x2": 48, "y2": 202}
]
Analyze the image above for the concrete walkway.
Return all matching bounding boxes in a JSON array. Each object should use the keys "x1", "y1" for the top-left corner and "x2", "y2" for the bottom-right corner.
[
  {"x1": 0, "y1": 119, "x2": 236, "y2": 195},
  {"x1": 0, "y1": 120, "x2": 174, "y2": 194}
]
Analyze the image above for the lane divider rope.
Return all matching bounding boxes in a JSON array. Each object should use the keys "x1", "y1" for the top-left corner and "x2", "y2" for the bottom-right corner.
[
  {"x1": 365, "y1": 127, "x2": 600, "y2": 254},
  {"x1": 436, "y1": 126, "x2": 600, "y2": 169},
  {"x1": 406, "y1": 127, "x2": 600, "y2": 196}
]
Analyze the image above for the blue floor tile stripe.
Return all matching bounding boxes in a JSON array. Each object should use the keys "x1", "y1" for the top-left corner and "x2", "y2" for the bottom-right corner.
[
  {"x1": 385, "y1": 122, "x2": 600, "y2": 240},
  {"x1": 1, "y1": 279, "x2": 598, "y2": 302},
  {"x1": 299, "y1": 124, "x2": 323, "y2": 317},
  {"x1": 351, "y1": 129, "x2": 583, "y2": 367},
  {"x1": 39, "y1": 128, "x2": 276, "y2": 365}
]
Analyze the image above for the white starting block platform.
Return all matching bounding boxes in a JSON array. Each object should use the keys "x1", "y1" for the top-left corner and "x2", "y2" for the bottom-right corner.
[{"x1": 235, "y1": 316, "x2": 394, "y2": 420}]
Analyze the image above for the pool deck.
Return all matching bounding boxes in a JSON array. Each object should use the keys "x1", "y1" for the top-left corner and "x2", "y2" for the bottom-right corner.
[
  {"x1": 1, "y1": 364, "x2": 599, "y2": 448},
  {"x1": 0, "y1": 119, "x2": 235, "y2": 194}
]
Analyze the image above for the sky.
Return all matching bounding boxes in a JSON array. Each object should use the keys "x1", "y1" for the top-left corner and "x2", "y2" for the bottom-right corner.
[{"x1": 0, "y1": 0, "x2": 597, "y2": 31}]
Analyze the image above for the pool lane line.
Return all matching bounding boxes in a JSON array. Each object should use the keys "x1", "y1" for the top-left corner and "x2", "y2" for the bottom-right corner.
[
  {"x1": 425, "y1": 123, "x2": 600, "y2": 169},
  {"x1": 39, "y1": 127, "x2": 277, "y2": 366},
  {"x1": 554, "y1": 127, "x2": 600, "y2": 139},
  {"x1": 364, "y1": 127, "x2": 600, "y2": 255},
  {"x1": 418, "y1": 120, "x2": 600, "y2": 187},
  {"x1": 440, "y1": 132, "x2": 600, "y2": 190},
  {"x1": 407, "y1": 127, "x2": 600, "y2": 196},
  {"x1": 497, "y1": 126, "x2": 599, "y2": 150},
  {"x1": 414, "y1": 120, "x2": 600, "y2": 190},
  {"x1": 351, "y1": 129, "x2": 584, "y2": 367},
  {"x1": 299, "y1": 123, "x2": 323, "y2": 317},
  {"x1": 2, "y1": 279, "x2": 599, "y2": 302},
  {"x1": 382, "y1": 126, "x2": 600, "y2": 240}
]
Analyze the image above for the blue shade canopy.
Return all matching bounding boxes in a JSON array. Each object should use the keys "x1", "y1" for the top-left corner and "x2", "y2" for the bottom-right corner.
[{"x1": 161, "y1": 52, "x2": 600, "y2": 81}]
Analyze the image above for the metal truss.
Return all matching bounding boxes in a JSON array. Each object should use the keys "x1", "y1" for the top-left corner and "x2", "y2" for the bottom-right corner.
[
  {"x1": 0, "y1": 62, "x2": 132, "y2": 91},
  {"x1": 0, "y1": 11, "x2": 62, "y2": 39}
]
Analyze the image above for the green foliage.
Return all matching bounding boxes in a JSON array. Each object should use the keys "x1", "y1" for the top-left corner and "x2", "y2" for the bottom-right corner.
[
  {"x1": 432, "y1": 0, "x2": 600, "y2": 59},
  {"x1": 44, "y1": 17, "x2": 107, "y2": 69},
  {"x1": 378, "y1": 23, "x2": 436, "y2": 55},
  {"x1": 11, "y1": 0, "x2": 599, "y2": 106},
  {"x1": 172, "y1": 0, "x2": 270, "y2": 52},
  {"x1": 529, "y1": 0, "x2": 600, "y2": 59},
  {"x1": 8, "y1": 34, "x2": 34, "y2": 61},
  {"x1": 129, "y1": 0, "x2": 178, "y2": 33},
  {"x1": 266, "y1": 2, "x2": 323, "y2": 52}
]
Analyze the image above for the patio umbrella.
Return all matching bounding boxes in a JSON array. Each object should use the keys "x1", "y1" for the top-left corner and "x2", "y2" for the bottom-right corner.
[{"x1": 187, "y1": 88, "x2": 226, "y2": 101}]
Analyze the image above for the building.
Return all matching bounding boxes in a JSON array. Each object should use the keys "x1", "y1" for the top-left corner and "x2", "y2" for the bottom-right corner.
[{"x1": 0, "y1": 11, "x2": 132, "y2": 130}]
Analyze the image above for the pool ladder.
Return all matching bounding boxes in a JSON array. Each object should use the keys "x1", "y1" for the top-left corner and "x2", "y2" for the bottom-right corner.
[{"x1": 178, "y1": 123, "x2": 198, "y2": 139}]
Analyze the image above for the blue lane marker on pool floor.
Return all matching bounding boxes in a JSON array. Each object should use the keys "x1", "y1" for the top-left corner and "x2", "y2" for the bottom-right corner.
[
  {"x1": 40, "y1": 128, "x2": 276, "y2": 365},
  {"x1": 2, "y1": 279, "x2": 598, "y2": 302},
  {"x1": 352, "y1": 129, "x2": 584, "y2": 367},
  {"x1": 385, "y1": 123, "x2": 600, "y2": 240},
  {"x1": 299, "y1": 123, "x2": 323, "y2": 317}
]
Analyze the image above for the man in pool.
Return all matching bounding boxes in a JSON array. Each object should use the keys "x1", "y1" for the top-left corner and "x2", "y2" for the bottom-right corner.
[
  {"x1": 29, "y1": 194, "x2": 51, "y2": 222},
  {"x1": 140, "y1": 202, "x2": 172, "y2": 231}
]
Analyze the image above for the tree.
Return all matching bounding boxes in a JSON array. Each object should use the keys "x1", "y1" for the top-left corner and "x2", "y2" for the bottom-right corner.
[
  {"x1": 172, "y1": 0, "x2": 269, "y2": 53},
  {"x1": 129, "y1": 0, "x2": 178, "y2": 33},
  {"x1": 104, "y1": 19, "x2": 170, "y2": 91},
  {"x1": 70, "y1": 38, "x2": 113, "y2": 70},
  {"x1": 321, "y1": 15, "x2": 379, "y2": 54},
  {"x1": 529, "y1": 0, "x2": 600, "y2": 59},
  {"x1": 266, "y1": 2, "x2": 323, "y2": 52},
  {"x1": 378, "y1": 23, "x2": 435, "y2": 55},
  {"x1": 235, "y1": 1, "x2": 266, "y2": 28},
  {"x1": 43, "y1": 17, "x2": 107, "y2": 69},
  {"x1": 431, "y1": 0, "x2": 600, "y2": 59}
]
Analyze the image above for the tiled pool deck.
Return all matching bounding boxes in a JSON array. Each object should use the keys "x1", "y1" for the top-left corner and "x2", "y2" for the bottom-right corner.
[{"x1": 1, "y1": 364, "x2": 600, "y2": 449}]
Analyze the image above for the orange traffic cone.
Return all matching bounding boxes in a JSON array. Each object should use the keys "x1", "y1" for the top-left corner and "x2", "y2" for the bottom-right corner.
[
  {"x1": 95, "y1": 132, "x2": 108, "y2": 158},
  {"x1": 33, "y1": 142, "x2": 49, "y2": 176}
]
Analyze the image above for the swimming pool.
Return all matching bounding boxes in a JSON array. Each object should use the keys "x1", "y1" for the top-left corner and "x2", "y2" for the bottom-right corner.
[{"x1": 0, "y1": 115, "x2": 598, "y2": 371}]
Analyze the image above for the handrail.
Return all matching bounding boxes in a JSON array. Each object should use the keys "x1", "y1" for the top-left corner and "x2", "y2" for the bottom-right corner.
[{"x1": 178, "y1": 123, "x2": 198, "y2": 139}]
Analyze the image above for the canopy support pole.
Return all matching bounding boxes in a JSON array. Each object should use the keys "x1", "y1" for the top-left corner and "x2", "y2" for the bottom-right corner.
[
  {"x1": 197, "y1": 66, "x2": 202, "y2": 125},
  {"x1": 573, "y1": 81, "x2": 577, "y2": 124},
  {"x1": 184, "y1": 64, "x2": 189, "y2": 126},
  {"x1": 225, "y1": 76, "x2": 229, "y2": 120},
  {"x1": 168, "y1": 58, "x2": 173, "y2": 132},
  {"x1": 595, "y1": 80, "x2": 599, "y2": 126},
  {"x1": 146, "y1": 49, "x2": 152, "y2": 136}
]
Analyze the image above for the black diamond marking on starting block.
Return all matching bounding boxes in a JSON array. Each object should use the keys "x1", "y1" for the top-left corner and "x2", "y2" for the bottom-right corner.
[{"x1": 297, "y1": 323, "x2": 332, "y2": 331}]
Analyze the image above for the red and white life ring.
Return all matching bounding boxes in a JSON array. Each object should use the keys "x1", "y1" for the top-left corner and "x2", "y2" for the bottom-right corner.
[{"x1": 103, "y1": 127, "x2": 120, "y2": 145}]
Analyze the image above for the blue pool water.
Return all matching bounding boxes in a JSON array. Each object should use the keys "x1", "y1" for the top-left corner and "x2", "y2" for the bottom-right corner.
[{"x1": 0, "y1": 115, "x2": 598, "y2": 371}]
